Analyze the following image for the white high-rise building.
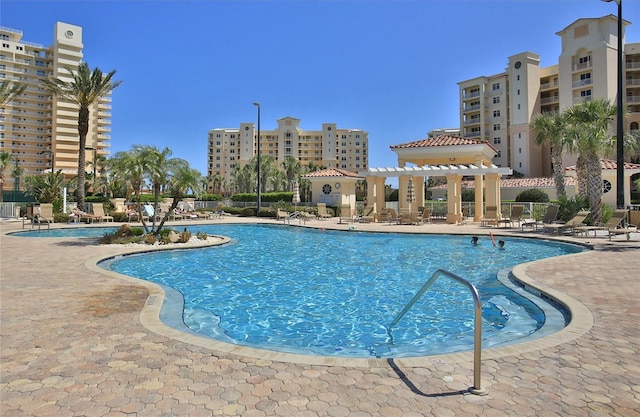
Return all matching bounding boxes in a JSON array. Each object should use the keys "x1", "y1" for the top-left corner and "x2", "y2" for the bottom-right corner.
[
  {"x1": 207, "y1": 116, "x2": 368, "y2": 192},
  {"x1": 458, "y1": 15, "x2": 640, "y2": 177},
  {"x1": 1, "y1": 22, "x2": 113, "y2": 191}
]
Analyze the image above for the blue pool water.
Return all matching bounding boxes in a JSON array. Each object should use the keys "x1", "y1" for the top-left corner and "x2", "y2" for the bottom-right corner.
[{"x1": 68, "y1": 224, "x2": 583, "y2": 358}]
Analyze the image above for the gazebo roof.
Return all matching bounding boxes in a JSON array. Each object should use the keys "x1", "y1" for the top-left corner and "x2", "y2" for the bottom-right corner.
[
  {"x1": 390, "y1": 135, "x2": 499, "y2": 154},
  {"x1": 302, "y1": 168, "x2": 364, "y2": 179}
]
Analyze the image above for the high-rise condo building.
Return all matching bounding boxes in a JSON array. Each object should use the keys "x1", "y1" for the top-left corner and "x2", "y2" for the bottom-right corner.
[
  {"x1": 0, "y1": 22, "x2": 112, "y2": 190},
  {"x1": 207, "y1": 116, "x2": 368, "y2": 192},
  {"x1": 458, "y1": 15, "x2": 639, "y2": 177}
]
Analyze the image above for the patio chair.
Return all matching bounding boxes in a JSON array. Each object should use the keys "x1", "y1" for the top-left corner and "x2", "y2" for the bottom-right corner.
[
  {"x1": 25, "y1": 203, "x2": 53, "y2": 229},
  {"x1": 379, "y1": 208, "x2": 398, "y2": 224},
  {"x1": 316, "y1": 203, "x2": 333, "y2": 220},
  {"x1": 543, "y1": 210, "x2": 590, "y2": 235},
  {"x1": 276, "y1": 209, "x2": 289, "y2": 220},
  {"x1": 522, "y1": 204, "x2": 559, "y2": 232},
  {"x1": 339, "y1": 205, "x2": 354, "y2": 224},
  {"x1": 417, "y1": 208, "x2": 432, "y2": 225},
  {"x1": 481, "y1": 206, "x2": 499, "y2": 227},
  {"x1": 603, "y1": 210, "x2": 636, "y2": 241},
  {"x1": 498, "y1": 205, "x2": 524, "y2": 228},
  {"x1": 359, "y1": 207, "x2": 376, "y2": 223},
  {"x1": 91, "y1": 203, "x2": 114, "y2": 223}
]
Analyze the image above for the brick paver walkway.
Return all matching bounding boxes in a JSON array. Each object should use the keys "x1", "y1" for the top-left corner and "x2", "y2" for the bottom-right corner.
[{"x1": 1, "y1": 218, "x2": 639, "y2": 416}]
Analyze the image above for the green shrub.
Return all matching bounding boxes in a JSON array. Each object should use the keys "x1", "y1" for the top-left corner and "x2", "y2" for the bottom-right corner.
[
  {"x1": 179, "y1": 229, "x2": 192, "y2": 243},
  {"x1": 461, "y1": 188, "x2": 475, "y2": 202},
  {"x1": 144, "y1": 234, "x2": 157, "y2": 245},
  {"x1": 199, "y1": 193, "x2": 223, "y2": 201},
  {"x1": 515, "y1": 188, "x2": 550, "y2": 203},
  {"x1": 556, "y1": 195, "x2": 588, "y2": 222},
  {"x1": 196, "y1": 231, "x2": 208, "y2": 240}
]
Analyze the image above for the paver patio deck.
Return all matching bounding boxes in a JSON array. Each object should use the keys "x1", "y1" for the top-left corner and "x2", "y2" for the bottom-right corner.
[{"x1": 1, "y1": 217, "x2": 639, "y2": 416}]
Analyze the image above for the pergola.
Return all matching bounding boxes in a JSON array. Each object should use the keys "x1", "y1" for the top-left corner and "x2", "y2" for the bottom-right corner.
[{"x1": 359, "y1": 136, "x2": 513, "y2": 224}]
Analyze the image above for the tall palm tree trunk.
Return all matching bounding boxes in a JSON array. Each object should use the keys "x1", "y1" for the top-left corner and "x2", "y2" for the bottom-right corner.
[
  {"x1": 585, "y1": 154, "x2": 604, "y2": 225},
  {"x1": 76, "y1": 107, "x2": 89, "y2": 211},
  {"x1": 575, "y1": 155, "x2": 588, "y2": 201},
  {"x1": 551, "y1": 147, "x2": 566, "y2": 198}
]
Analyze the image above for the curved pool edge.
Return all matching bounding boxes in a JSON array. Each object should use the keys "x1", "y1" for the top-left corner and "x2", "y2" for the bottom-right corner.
[{"x1": 85, "y1": 236, "x2": 595, "y2": 369}]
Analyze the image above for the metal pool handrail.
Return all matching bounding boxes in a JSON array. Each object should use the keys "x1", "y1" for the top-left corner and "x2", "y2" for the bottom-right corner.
[{"x1": 388, "y1": 268, "x2": 486, "y2": 395}]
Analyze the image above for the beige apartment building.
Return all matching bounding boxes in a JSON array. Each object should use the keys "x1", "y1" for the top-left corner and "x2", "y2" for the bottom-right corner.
[
  {"x1": 0, "y1": 22, "x2": 112, "y2": 191},
  {"x1": 207, "y1": 116, "x2": 368, "y2": 192},
  {"x1": 458, "y1": 14, "x2": 640, "y2": 178}
]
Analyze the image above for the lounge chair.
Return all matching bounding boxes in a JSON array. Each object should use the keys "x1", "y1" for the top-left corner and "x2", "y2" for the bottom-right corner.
[
  {"x1": 522, "y1": 204, "x2": 559, "y2": 232},
  {"x1": 588, "y1": 210, "x2": 638, "y2": 240},
  {"x1": 276, "y1": 209, "x2": 289, "y2": 220},
  {"x1": 359, "y1": 207, "x2": 376, "y2": 223},
  {"x1": 25, "y1": 203, "x2": 53, "y2": 229},
  {"x1": 91, "y1": 203, "x2": 114, "y2": 223},
  {"x1": 481, "y1": 206, "x2": 499, "y2": 227},
  {"x1": 543, "y1": 210, "x2": 590, "y2": 235},
  {"x1": 379, "y1": 208, "x2": 398, "y2": 224},
  {"x1": 498, "y1": 205, "x2": 524, "y2": 228},
  {"x1": 316, "y1": 203, "x2": 332, "y2": 220},
  {"x1": 339, "y1": 205, "x2": 353, "y2": 224},
  {"x1": 603, "y1": 210, "x2": 636, "y2": 241},
  {"x1": 417, "y1": 208, "x2": 432, "y2": 225}
]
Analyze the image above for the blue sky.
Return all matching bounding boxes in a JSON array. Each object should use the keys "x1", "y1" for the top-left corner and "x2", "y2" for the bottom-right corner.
[{"x1": 2, "y1": 0, "x2": 639, "y2": 177}]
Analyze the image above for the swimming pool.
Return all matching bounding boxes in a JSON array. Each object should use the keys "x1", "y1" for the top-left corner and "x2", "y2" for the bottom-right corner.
[{"x1": 88, "y1": 224, "x2": 583, "y2": 358}]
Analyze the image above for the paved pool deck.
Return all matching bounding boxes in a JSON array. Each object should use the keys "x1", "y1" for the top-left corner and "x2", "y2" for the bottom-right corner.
[{"x1": 1, "y1": 217, "x2": 639, "y2": 416}]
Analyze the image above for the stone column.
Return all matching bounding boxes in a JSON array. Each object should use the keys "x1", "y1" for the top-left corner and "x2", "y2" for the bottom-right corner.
[
  {"x1": 485, "y1": 173, "x2": 502, "y2": 220},
  {"x1": 445, "y1": 174, "x2": 462, "y2": 224}
]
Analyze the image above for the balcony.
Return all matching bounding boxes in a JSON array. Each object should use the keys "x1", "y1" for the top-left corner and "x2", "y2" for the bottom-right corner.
[
  {"x1": 463, "y1": 104, "x2": 481, "y2": 112},
  {"x1": 540, "y1": 80, "x2": 559, "y2": 90},
  {"x1": 626, "y1": 61, "x2": 640, "y2": 70},
  {"x1": 463, "y1": 91, "x2": 481, "y2": 99},
  {"x1": 541, "y1": 96, "x2": 559, "y2": 104},
  {"x1": 572, "y1": 61, "x2": 592, "y2": 71},
  {"x1": 572, "y1": 78, "x2": 593, "y2": 88},
  {"x1": 464, "y1": 119, "x2": 481, "y2": 126}
]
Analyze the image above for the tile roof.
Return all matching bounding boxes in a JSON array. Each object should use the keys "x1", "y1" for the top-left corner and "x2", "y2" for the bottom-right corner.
[
  {"x1": 430, "y1": 177, "x2": 576, "y2": 189},
  {"x1": 564, "y1": 159, "x2": 640, "y2": 171},
  {"x1": 301, "y1": 168, "x2": 364, "y2": 179},
  {"x1": 390, "y1": 135, "x2": 490, "y2": 149}
]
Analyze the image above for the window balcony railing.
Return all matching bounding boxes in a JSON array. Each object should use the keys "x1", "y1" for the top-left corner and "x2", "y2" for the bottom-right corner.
[
  {"x1": 541, "y1": 96, "x2": 559, "y2": 104},
  {"x1": 572, "y1": 78, "x2": 593, "y2": 88}
]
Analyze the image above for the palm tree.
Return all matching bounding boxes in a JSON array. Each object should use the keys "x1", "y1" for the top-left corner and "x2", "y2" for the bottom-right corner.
[
  {"x1": 0, "y1": 151, "x2": 13, "y2": 202},
  {"x1": 0, "y1": 80, "x2": 26, "y2": 104},
  {"x1": 154, "y1": 161, "x2": 204, "y2": 232},
  {"x1": 281, "y1": 156, "x2": 301, "y2": 191},
  {"x1": 531, "y1": 111, "x2": 568, "y2": 199},
  {"x1": 41, "y1": 62, "x2": 122, "y2": 211},
  {"x1": 24, "y1": 171, "x2": 68, "y2": 205},
  {"x1": 564, "y1": 98, "x2": 617, "y2": 225}
]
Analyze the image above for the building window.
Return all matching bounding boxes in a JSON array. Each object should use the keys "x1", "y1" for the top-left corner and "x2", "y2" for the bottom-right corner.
[
  {"x1": 492, "y1": 97, "x2": 500, "y2": 104},
  {"x1": 517, "y1": 89, "x2": 520, "y2": 95},
  {"x1": 580, "y1": 89, "x2": 592, "y2": 98},
  {"x1": 580, "y1": 73, "x2": 591, "y2": 81},
  {"x1": 493, "y1": 110, "x2": 500, "y2": 117},
  {"x1": 493, "y1": 124, "x2": 501, "y2": 131},
  {"x1": 496, "y1": 151, "x2": 501, "y2": 158},
  {"x1": 517, "y1": 104, "x2": 521, "y2": 110},
  {"x1": 493, "y1": 138, "x2": 501, "y2": 145},
  {"x1": 519, "y1": 147, "x2": 522, "y2": 154},
  {"x1": 578, "y1": 55, "x2": 591, "y2": 65},
  {"x1": 492, "y1": 83, "x2": 500, "y2": 90}
]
